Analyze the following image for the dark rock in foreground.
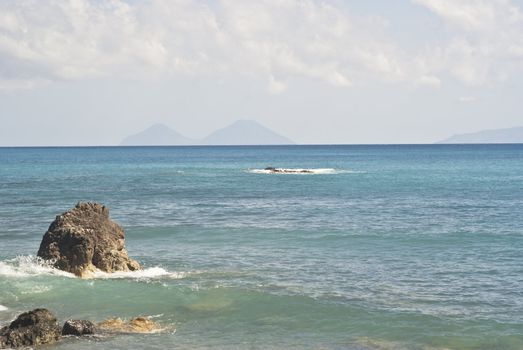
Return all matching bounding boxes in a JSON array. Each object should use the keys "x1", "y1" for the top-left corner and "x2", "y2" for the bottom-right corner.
[
  {"x1": 0, "y1": 308, "x2": 61, "y2": 348},
  {"x1": 37, "y1": 202, "x2": 141, "y2": 278},
  {"x1": 0, "y1": 309, "x2": 165, "y2": 348},
  {"x1": 62, "y1": 320, "x2": 96, "y2": 336}
]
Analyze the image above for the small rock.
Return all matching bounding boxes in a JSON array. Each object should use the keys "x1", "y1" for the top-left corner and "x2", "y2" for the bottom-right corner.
[
  {"x1": 62, "y1": 319, "x2": 96, "y2": 336},
  {"x1": 0, "y1": 308, "x2": 61, "y2": 348}
]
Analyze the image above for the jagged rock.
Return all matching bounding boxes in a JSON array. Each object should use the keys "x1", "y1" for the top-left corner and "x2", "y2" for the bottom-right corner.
[
  {"x1": 0, "y1": 308, "x2": 61, "y2": 348},
  {"x1": 97, "y1": 317, "x2": 162, "y2": 333},
  {"x1": 62, "y1": 320, "x2": 96, "y2": 336},
  {"x1": 37, "y1": 202, "x2": 141, "y2": 278}
]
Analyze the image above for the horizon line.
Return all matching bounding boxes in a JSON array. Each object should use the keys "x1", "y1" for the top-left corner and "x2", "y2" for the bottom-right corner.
[{"x1": 1, "y1": 143, "x2": 523, "y2": 148}]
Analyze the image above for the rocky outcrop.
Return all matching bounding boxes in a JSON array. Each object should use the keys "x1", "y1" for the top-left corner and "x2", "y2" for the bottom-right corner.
[
  {"x1": 0, "y1": 309, "x2": 61, "y2": 348},
  {"x1": 264, "y1": 167, "x2": 313, "y2": 174},
  {"x1": 61, "y1": 320, "x2": 96, "y2": 336},
  {"x1": 0, "y1": 310, "x2": 165, "y2": 348},
  {"x1": 37, "y1": 202, "x2": 141, "y2": 278}
]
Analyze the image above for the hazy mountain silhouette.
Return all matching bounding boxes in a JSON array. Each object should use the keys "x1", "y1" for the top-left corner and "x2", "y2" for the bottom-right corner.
[
  {"x1": 201, "y1": 120, "x2": 293, "y2": 145},
  {"x1": 120, "y1": 123, "x2": 194, "y2": 146},
  {"x1": 438, "y1": 126, "x2": 523, "y2": 144},
  {"x1": 120, "y1": 120, "x2": 293, "y2": 146}
]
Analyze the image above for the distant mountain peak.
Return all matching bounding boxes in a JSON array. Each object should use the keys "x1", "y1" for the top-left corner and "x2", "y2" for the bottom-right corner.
[
  {"x1": 438, "y1": 126, "x2": 523, "y2": 144},
  {"x1": 201, "y1": 119, "x2": 293, "y2": 145},
  {"x1": 120, "y1": 123, "x2": 194, "y2": 146},
  {"x1": 120, "y1": 119, "x2": 293, "y2": 146}
]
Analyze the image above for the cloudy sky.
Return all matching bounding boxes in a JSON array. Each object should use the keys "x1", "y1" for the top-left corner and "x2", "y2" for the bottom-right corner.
[{"x1": 1, "y1": 0, "x2": 523, "y2": 145}]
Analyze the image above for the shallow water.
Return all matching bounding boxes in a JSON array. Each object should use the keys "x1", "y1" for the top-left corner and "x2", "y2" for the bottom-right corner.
[{"x1": 1, "y1": 145, "x2": 522, "y2": 349}]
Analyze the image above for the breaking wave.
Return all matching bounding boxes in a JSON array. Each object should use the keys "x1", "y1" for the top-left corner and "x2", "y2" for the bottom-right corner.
[
  {"x1": 0, "y1": 256, "x2": 187, "y2": 280},
  {"x1": 0, "y1": 305, "x2": 7, "y2": 311},
  {"x1": 0, "y1": 256, "x2": 74, "y2": 278},
  {"x1": 91, "y1": 267, "x2": 187, "y2": 280},
  {"x1": 247, "y1": 168, "x2": 364, "y2": 175}
]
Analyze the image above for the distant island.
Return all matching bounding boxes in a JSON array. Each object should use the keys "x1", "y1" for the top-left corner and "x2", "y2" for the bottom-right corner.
[
  {"x1": 438, "y1": 126, "x2": 523, "y2": 144},
  {"x1": 121, "y1": 124, "x2": 195, "y2": 146},
  {"x1": 120, "y1": 120, "x2": 293, "y2": 146}
]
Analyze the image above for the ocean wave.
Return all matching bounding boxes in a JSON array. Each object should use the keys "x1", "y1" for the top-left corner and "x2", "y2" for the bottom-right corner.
[
  {"x1": 97, "y1": 316, "x2": 171, "y2": 334},
  {"x1": 0, "y1": 305, "x2": 7, "y2": 311},
  {"x1": 354, "y1": 337, "x2": 406, "y2": 350},
  {"x1": 0, "y1": 256, "x2": 187, "y2": 280},
  {"x1": 91, "y1": 267, "x2": 187, "y2": 280},
  {"x1": 248, "y1": 168, "x2": 362, "y2": 175},
  {"x1": 20, "y1": 285, "x2": 52, "y2": 294},
  {"x1": 354, "y1": 337, "x2": 452, "y2": 350},
  {"x1": 0, "y1": 256, "x2": 74, "y2": 278}
]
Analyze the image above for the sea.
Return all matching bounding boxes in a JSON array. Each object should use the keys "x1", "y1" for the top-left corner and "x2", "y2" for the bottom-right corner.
[{"x1": 0, "y1": 145, "x2": 522, "y2": 349}]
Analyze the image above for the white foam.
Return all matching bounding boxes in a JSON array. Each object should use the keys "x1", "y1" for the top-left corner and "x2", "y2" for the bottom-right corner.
[
  {"x1": 248, "y1": 168, "x2": 367, "y2": 175},
  {"x1": 0, "y1": 256, "x2": 188, "y2": 281},
  {"x1": 0, "y1": 305, "x2": 7, "y2": 311},
  {"x1": 0, "y1": 256, "x2": 75, "y2": 278},
  {"x1": 91, "y1": 267, "x2": 187, "y2": 280},
  {"x1": 20, "y1": 285, "x2": 52, "y2": 294},
  {"x1": 248, "y1": 168, "x2": 337, "y2": 174}
]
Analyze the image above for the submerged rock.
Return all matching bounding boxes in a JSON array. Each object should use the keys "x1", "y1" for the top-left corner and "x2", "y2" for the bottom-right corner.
[
  {"x1": 97, "y1": 317, "x2": 162, "y2": 333},
  {"x1": 0, "y1": 310, "x2": 165, "y2": 348},
  {"x1": 0, "y1": 308, "x2": 61, "y2": 348},
  {"x1": 264, "y1": 167, "x2": 313, "y2": 174},
  {"x1": 62, "y1": 319, "x2": 96, "y2": 336},
  {"x1": 37, "y1": 202, "x2": 141, "y2": 278}
]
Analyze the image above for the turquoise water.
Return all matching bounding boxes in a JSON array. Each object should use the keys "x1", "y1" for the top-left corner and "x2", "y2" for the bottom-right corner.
[{"x1": 0, "y1": 145, "x2": 522, "y2": 349}]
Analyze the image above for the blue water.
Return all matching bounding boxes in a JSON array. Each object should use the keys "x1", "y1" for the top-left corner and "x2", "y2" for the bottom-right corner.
[{"x1": 0, "y1": 145, "x2": 522, "y2": 349}]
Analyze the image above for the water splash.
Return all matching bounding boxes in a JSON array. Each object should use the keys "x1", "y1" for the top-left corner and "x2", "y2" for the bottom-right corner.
[
  {"x1": 0, "y1": 255, "x2": 74, "y2": 278},
  {"x1": 0, "y1": 256, "x2": 187, "y2": 281},
  {"x1": 247, "y1": 168, "x2": 364, "y2": 175},
  {"x1": 91, "y1": 267, "x2": 187, "y2": 280}
]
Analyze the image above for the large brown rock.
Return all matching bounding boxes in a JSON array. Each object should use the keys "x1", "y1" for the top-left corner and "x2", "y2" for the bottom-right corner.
[
  {"x1": 37, "y1": 202, "x2": 141, "y2": 278},
  {"x1": 0, "y1": 308, "x2": 61, "y2": 348}
]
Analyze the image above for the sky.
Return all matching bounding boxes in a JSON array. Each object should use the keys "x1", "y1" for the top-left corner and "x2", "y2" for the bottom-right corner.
[{"x1": 1, "y1": 0, "x2": 523, "y2": 146}]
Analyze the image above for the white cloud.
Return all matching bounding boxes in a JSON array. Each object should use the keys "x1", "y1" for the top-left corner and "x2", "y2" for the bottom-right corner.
[
  {"x1": 268, "y1": 75, "x2": 287, "y2": 94},
  {"x1": 413, "y1": 0, "x2": 523, "y2": 85},
  {"x1": 417, "y1": 75, "x2": 441, "y2": 87},
  {"x1": 458, "y1": 96, "x2": 476, "y2": 103},
  {"x1": 0, "y1": 0, "x2": 419, "y2": 90},
  {"x1": 0, "y1": 0, "x2": 523, "y2": 91},
  {"x1": 326, "y1": 71, "x2": 351, "y2": 87},
  {"x1": 412, "y1": 0, "x2": 522, "y2": 31}
]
